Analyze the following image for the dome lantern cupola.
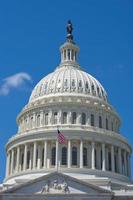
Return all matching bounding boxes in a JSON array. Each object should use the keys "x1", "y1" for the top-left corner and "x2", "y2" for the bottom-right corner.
[{"x1": 59, "y1": 20, "x2": 80, "y2": 69}]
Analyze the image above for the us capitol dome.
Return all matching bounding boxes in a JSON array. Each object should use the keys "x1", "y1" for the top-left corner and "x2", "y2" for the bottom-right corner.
[{"x1": 1, "y1": 21, "x2": 133, "y2": 200}]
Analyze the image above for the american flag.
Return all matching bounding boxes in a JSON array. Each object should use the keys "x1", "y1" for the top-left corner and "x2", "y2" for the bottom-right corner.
[{"x1": 57, "y1": 129, "x2": 66, "y2": 144}]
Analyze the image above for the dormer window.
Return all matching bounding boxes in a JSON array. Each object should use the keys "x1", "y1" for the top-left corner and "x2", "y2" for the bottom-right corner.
[
  {"x1": 92, "y1": 84, "x2": 94, "y2": 91},
  {"x1": 79, "y1": 80, "x2": 82, "y2": 87},
  {"x1": 72, "y1": 79, "x2": 75, "y2": 87},
  {"x1": 85, "y1": 82, "x2": 89, "y2": 89},
  {"x1": 64, "y1": 79, "x2": 68, "y2": 87}
]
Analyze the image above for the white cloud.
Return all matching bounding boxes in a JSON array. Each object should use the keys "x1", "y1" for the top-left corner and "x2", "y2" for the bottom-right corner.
[{"x1": 0, "y1": 72, "x2": 32, "y2": 95}]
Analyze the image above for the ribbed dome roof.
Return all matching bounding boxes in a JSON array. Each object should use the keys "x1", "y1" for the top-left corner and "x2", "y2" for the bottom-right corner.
[
  {"x1": 29, "y1": 66, "x2": 107, "y2": 103},
  {"x1": 29, "y1": 22, "x2": 107, "y2": 103}
]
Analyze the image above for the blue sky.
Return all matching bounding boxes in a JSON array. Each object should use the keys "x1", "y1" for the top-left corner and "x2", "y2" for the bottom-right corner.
[{"x1": 0, "y1": 0, "x2": 133, "y2": 182}]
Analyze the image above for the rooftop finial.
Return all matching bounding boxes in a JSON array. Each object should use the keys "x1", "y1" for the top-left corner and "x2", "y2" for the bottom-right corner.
[{"x1": 66, "y1": 20, "x2": 74, "y2": 43}]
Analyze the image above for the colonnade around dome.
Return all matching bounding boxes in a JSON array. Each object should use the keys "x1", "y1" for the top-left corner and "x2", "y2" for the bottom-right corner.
[{"x1": 6, "y1": 139, "x2": 131, "y2": 180}]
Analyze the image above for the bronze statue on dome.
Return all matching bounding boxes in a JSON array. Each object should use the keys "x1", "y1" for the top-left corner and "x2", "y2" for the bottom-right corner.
[{"x1": 66, "y1": 20, "x2": 74, "y2": 42}]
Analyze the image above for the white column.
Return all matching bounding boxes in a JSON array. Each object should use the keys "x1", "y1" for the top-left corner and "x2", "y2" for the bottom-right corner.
[
  {"x1": 11, "y1": 149, "x2": 14, "y2": 174},
  {"x1": 58, "y1": 109, "x2": 62, "y2": 124},
  {"x1": 56, "y1": 140, "x2": 59, "y2": 168},
  {"x1": 44, "y1": 141, "x2": 47, "y2": 168},
  {"x1": 16, "y1": 146, "x2": 20, "y2": 172},
  {"x1": 102, "y1": 143, "x2": 106, "y2": 171},
  {"x1": 111, "y1": 145, "x2": 115, "y2": 172},
  {"x1": 33, "y1": 113, "x2": 36, "y2": 128},
  {"x1": 67, "y1": 140, "x2": 71, "y2": 168},
  {"x1": 91, "y1": 142, "x2": 95, "y2": 169},
  {"x1": 6, "y1": 151, "x2": 10, "y2": 177},
  {"x1": 49, "y1": 110, "x2": 52, "y2": 125},
  {"x1": 118, "y1": 147, "x2": 122, "y2": 174},
  {"x1": 37, "y1": 145, "x2": 41, "y2": 169},
  {"x1": 68, "y1": 111, "x2": 72, "y2": 124},
  {"x1": 80, "y1": 140, "x2": 83, "y2": 168},
  {"x1": 33, "y1": 142, "x2": 37, "y2": 169},
  {"x1": 77, "y1": 113, "x2": 81, "y2": 124},
  {"x1": 23, "y1": 144, "x2": 28, "y2": 171}
]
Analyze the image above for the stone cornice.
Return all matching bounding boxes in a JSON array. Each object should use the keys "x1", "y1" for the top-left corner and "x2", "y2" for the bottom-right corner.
[{"x1": 6, "y1": 125, "x2": 131, "y2": 152}]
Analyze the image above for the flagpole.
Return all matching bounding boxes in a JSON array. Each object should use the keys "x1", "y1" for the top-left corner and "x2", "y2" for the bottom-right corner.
[{"x1": 56, "y1": 126, "x2": 59, "y2": 173}]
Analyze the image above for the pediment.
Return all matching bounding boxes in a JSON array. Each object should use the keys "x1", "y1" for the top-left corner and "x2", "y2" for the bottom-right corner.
[{"x1": 5, "y1": 172, "x2": 111, "y2": 195}]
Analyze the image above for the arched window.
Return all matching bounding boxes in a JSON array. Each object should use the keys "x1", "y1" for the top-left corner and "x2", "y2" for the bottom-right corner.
[
  {"x1": 82, "y1": 113, "x2": 86, "y2": 125},
  {"x1": 68, "y1": 49, "x2": 70, "y2": 60},
  {"x1": 106, "y1": 118, "x2": 108, "y2": 130},
  {"x1": 122, "y1": 153, "x2": 125, "y2": 174},
  {"x1": 53, "y1": 112, "x2": 58, "y2": 124},
  {"x1": 86, "y1": 82, "x2": 88, "y2": 89},
  {"x1": 64, "y1": 50, "x2": 66, "y2": 60},
  {"x1": 108, "y1": 152, "x2": 111, "y2": 171},
  {"x1": 27, "y1": 150, "x2": 30, "y2": 169},
  {"x1": 51, "y1": 147, "x2": 56, "y2": 166},
  {"x1": 21, "y1": 152, "x2": 24, "y2": 170},
  {"x1": 37, "y1": 115, "x2": 40, "y2": 127},
  {"x1": 62, "y1": 147, "x2": 67, "y2": 165},
  {"x1": 91, "y1": 84, "x2": 94, "y2": 91},
  {"x1": 72, "y1": 79, "x2": 75, "y2": 87},
  {"x1": 62, "y1": 112, "x2": 67, "y2": 124},
  {"x1": 72, "y1": 112, "x2": 77, "y2": 124},
  {"x1": 79, "y1": 80, "x2": 82, "y2": 87},
  {"x1": 97, "y1": 87, "x2": 100, "y2": 96},
  {"x1": 71, "y1": 50, "x2": 74, "y2": 60},
  {"x1": 45, "y1": 113, "x2": 48, "y2": 125},
  {"x1": 91, "y1": 114, "x2": 94, "y2": 126},
  {"x1": 83, "y1": 147, "x2": 87, "y2": 166},
  {"x1": 99, "y1": 116, "x2": 102, "y2": 128},
  {"x1": 64, "y1": 79, "x2": 68, "y2": 87},
  {"x1": 111, "y1": 122, "x2": 114, "y2": 131},
  {"x1": 95, "y1": 149, "x2": 97, "y2": 168},
  {"x1": 72, "y1": 146, "x2": 77, "y2": 165},
  {"x1": 42, "y1": 148, "x2": 44, "y2": 167}
]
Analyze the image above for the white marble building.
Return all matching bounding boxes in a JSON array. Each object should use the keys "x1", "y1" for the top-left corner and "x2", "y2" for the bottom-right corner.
[{"x1": 0, "y1": 21, "x2": 133, "y2": 200}]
